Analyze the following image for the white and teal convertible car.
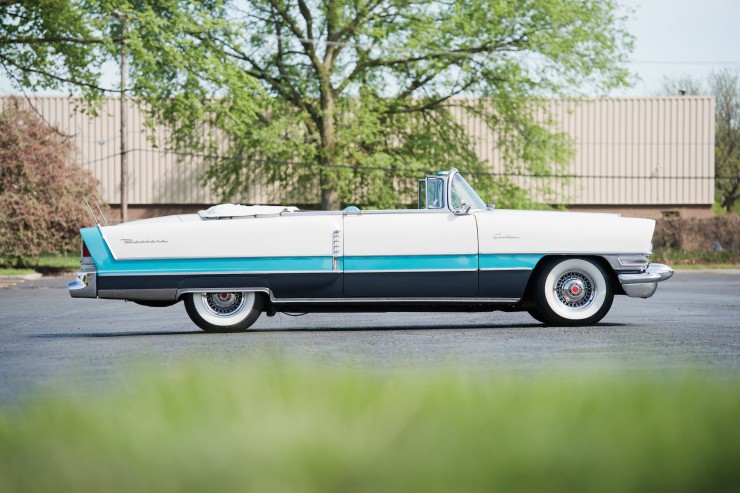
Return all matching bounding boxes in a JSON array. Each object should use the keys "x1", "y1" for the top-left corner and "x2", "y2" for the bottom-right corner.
[{"x1": 69, "y1": 169, "x2": 673, "y2": 332}]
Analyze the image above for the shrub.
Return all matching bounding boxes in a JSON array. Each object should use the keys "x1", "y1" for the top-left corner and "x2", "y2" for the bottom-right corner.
[
  {"x1": 652, "y1": 216, "x2": 740, "y2": 264},
  {"x1": 654, "y1": 216, "x2": 740, "y2": 252},
  {"x1": 0, "y1": 99, "x2": 102, "y2": 267}
]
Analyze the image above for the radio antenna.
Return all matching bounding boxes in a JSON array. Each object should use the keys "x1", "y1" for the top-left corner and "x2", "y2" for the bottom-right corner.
[
  {"x1": 93, "y1": 198, "x2": 110, "y2": 226},
  {"x1": 82, "y1": 197, "x2": 100, "y2": 226}
]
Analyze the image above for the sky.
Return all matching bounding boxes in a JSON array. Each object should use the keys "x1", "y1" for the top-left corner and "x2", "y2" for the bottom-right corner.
[
  {"x1": 2, "y1": 0, "x2": 740, "y2": 98},
  {"x1": 615, "y1": 0, "x2": 740, "y2": 96}
]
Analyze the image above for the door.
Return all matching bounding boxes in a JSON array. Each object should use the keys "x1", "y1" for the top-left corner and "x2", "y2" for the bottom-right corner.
[{"x1": 342, "y1": 211, "x2": 478, "y2": 298}]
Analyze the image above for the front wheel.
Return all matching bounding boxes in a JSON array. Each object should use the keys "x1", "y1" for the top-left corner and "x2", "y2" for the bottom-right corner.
[
  {"x1": 184, "y1": 291, "x2": 263, "y2": 332},
  {"x1": 531, "y1": 258, "x2": 614, "y2": 326}
]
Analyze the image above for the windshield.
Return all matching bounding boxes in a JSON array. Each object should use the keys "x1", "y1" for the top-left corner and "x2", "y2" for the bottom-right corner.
[{"x1": 450, "y1": 174, "x2": 487, "y2": 211}]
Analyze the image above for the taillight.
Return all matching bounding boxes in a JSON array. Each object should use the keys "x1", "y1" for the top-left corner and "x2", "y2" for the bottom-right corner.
[{"x1": 82, "y1": 241, "x2": 91, "y2": 258}]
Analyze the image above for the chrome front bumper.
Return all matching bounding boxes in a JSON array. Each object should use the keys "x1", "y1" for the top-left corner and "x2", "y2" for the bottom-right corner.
[
  {"x1": 618, "y1": 263, "x2": 674, "y2": 298},
  {"x1": 68, "y1": 271, "x2": 97, "y2": 298}
]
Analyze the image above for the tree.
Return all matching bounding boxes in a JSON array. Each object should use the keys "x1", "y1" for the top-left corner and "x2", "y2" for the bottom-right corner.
[
  {"x1": 0, "y1": 0, "x2": 108, "y2": 103},
  {"x1": 2, "y1": 1, "x2": 633, "y2": 210},
  {"x1": 657, "y1": 74, "x2": 703, "y2": 97},
  {"x1": 0, "y1": 99, "x2": 101, "y2": 266},
  {"x1": 139, "y1": 0, "x2": 633, "y2": 209},
  {"x1": 711, "y1": 70, "x2": 740, "y2": 213},
  {"x1": 659, "y1": 71, "x2": 740, "y2": 213}
]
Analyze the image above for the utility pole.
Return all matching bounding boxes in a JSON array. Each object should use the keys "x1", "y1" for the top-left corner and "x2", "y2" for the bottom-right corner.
[{"x1": 114, "y1": 10, "x2": 128, "y2": 223}]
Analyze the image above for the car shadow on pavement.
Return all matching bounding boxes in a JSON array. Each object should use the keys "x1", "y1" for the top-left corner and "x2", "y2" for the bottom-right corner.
[
  {"x1": 250, "y1": 322, "x2": 627, "y2": 332},
  {"x1": 29, "y1": 322, "x2": 627, "y2": 338},
  {"x1": 29, "y1": 330, "x2": 204, "y2": 338}
]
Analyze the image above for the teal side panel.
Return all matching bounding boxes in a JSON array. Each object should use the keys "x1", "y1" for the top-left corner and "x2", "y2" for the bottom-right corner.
[
  {"x1": 344, "y1": 254, "x2": 478, "y2": 272},
  {"x1": 479, "y1": 254, "x2": 543, "y2": 270},
  {"x1": 81, "y1": 227, "x2": 333, "y2": 275}
]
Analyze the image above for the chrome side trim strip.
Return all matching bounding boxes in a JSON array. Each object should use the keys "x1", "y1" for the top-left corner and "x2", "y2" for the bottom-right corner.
[
  {"x1": 344, "y1": 269, "x2": 479, "y2": 273},
  {"x1": 268, "y1": 297, "x2": 521, "y2": 304},
  {"x1": 95, "y1": 251, "x2": 650, "y2": 264},
  {"x1": 100, "y1": 270, "x2": 334, "y2": 276}
]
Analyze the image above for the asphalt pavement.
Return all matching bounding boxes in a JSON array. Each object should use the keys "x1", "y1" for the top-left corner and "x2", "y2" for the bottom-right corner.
[{"x1": 1, "y1": 270, "x2": 739, "y2": 403}]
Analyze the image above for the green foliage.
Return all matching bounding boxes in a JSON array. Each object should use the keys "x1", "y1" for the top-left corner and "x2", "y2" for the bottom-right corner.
[
  {"x1": 1, "y1": 361, "x2": 739, "y2": 493},
  {"x1": 1, "y1": 0, "x2": 633, "y2": 209},
  {"x1": 0, "y1": 100, "x2": 101, "y2": 267},
  {"x1": 186, "y1": 0, "x2": 633, "y2": 209},
  {"x1": 712, "y1": 70, "x2": 740, "y2": 213},
  {"x1": 0, "y1": 0, "x2": 107, "y2": 105}
]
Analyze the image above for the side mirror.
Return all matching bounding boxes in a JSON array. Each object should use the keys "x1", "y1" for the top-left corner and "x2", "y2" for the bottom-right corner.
[{"x1": 454, "y1": 202, "x2": 472, "y2": 215}]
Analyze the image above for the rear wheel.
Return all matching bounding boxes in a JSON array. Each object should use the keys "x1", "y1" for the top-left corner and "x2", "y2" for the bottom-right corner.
[
  {"x1": 184, "y1": 291, "x2": 263, "y2": 332},
  {"x1": 531, "y1": 258, "x2": 613, "y2": 326}
]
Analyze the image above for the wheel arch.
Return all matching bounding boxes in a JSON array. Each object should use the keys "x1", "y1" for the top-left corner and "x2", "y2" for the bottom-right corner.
[{"x1": 175, "y1": 276, "x2": 273, "y2": 302}]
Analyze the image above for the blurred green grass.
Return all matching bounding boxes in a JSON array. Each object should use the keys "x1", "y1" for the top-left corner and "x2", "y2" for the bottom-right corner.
[
  {"x1": 1, "y1": 361, "x2": 739, "y2": 493},
  {"x1": 0, "y1": 254, "x2": 79, "y2": 275}
]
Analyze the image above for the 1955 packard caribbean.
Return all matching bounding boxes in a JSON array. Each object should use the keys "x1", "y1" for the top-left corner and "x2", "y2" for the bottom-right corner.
[{"x1": 69, "y1": 169, "x2": 673, "y2": 332}]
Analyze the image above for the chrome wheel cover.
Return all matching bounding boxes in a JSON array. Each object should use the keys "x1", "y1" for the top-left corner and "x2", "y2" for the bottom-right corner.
[
  {"x1": 190, "y1": 291, "x2": 256, "y2": 328},
  {"x1": 554, "y1": 270, "x2": 596, "y2": 310},
  {"x1": 202, "y1": 292, "x2": 246, "y2": 317}
]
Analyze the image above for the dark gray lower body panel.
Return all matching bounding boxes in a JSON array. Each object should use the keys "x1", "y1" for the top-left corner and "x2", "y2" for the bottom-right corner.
[
  {"x1": 479, "y1": 270, "x2": 533, "y2": 298},
  {"x1": 344, "y1": 271, "x2": 479, "y2": 297},
  {"x1": 95, "y1": 269, "x2": 532, "y2": 310}
]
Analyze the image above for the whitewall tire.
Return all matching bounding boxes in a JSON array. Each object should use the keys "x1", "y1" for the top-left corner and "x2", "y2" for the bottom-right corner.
[
  {"x1": 531, "y1": 258, "x2": 614, "y2": 326},
  {"x1": 184, "y1": 291, "x2": 263, "y2": 332}
]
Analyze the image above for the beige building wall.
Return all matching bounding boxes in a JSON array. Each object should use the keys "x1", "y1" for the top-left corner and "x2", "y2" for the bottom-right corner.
[
  {"x1": 552, "y1": 97, "x2": 714, "y2": 215},
  {"x1": 1, "y1": 95, "x2": 715, "y2": 218}
]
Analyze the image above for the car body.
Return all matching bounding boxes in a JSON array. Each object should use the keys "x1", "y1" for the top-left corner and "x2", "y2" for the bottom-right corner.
[{"x1": 69, "y1": 169, "x2": 673, "y2": 331}]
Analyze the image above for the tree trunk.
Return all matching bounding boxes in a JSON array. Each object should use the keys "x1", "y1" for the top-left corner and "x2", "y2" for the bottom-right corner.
[
  {"x1": 318, "y1": 70, "x2": 339, "y2": 210},
  {"x1": 320, "y1": 170, "x2": 339, "y2": 210}
]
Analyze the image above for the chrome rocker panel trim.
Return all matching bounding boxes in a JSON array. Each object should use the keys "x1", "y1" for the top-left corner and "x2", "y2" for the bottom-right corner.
[
  {"x1": 176, "y1": 287, "x2": 520, "y2": 305},
  {"x1": 618, "y1": 263, "x2": 674, "y2": 298}
]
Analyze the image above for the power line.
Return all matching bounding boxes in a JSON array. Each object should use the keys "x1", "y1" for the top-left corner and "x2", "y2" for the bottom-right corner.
[
  {"x1": 631, "y1": 60, "x2": 740, "y2": 65},
  {"x1": 79, "y1": 147, "x2": 738, "y2": 180}
]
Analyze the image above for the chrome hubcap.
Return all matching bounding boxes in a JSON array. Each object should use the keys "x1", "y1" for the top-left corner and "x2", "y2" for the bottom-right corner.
[
  {"x1": 555, "y1": 271, "x2": 595, "y2": 309},
  {"x1": 202, "y1": 292, "x2": 245, "y2": 317}
]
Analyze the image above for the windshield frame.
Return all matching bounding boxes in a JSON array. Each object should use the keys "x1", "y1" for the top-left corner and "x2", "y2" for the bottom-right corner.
[{"x1": 447, "y1": 170, "x2": 487, "y2": 212}]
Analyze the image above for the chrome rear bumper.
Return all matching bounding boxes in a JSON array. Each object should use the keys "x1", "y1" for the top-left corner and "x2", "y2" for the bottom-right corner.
[
  {"x1": 618, "y1": 263, "x2": 674, "y2": 298},
  {"x1": 68, "y1": 271, "x2": 97, "y2": 298}
]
